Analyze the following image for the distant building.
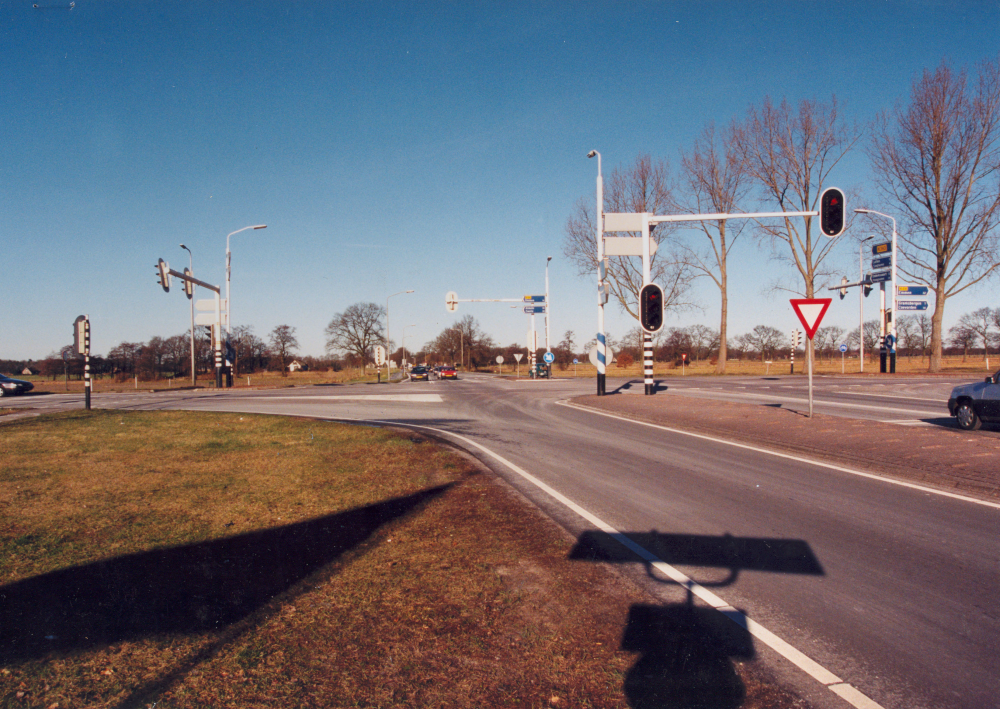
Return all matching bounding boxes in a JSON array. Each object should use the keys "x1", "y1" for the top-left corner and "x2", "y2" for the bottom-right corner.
[
  {"x1": 21, "y1": 367, "x2": 38, "y2": 376},
  {"x1": 288, "y1": 360, "x2": 306, "y2": 372}
]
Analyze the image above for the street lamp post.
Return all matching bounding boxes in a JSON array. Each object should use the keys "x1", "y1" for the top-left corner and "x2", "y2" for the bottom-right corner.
[
  {"x1": 545, "y1": 255, "x2": 552, "y2": 375},
  {"x1": 180, "y1": 244, "x2": 196, "y2": 386},
  {"x1": 859, "y1": 236, "x2": 874, "y2": 373},
  {"x1": 855, "y1": 209, "x2": 897, "y2": 373},
  {"x1": 587, "y1": 150, "x2": 606, "y2": 395},
  {"x1": 386, "y1": 290, "x2": 414, "y2": 381},
  {"x1": 225, "y1": 224, "x2": 267, "y2": 337}
]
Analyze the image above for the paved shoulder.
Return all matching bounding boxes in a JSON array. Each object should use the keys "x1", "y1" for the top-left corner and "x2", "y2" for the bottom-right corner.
[{"x1": 569, "y1": 393, "x2": 1000, "y2": 503}]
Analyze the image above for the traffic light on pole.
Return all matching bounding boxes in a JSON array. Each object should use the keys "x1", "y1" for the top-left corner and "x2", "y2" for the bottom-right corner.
[
  {"x1": 183, "y1": 267, "x2": 194, "y2": 299},
  {"x1": 863, "y1": 272, "x2": 873, "y2": 298},
  {"x1": 156, "y1": 258, "x2": 171, "y2": 292},
  {"x1": 819, "y1": 187, "x2": 845, "y2": 238},
  {"x1": 639, "y1": 283, "x2": 664, "y2": 332},
  {"x1": 839, "y1": 276, "x2": 848, "y2": 300}
]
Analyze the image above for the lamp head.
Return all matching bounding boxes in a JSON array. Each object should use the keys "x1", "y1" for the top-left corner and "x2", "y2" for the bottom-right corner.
[
  {"x1": 587, "y1": 150, "x2": 597, "y2": 158},
  {"x1": 854, "y1": 209, "x2": 870, "y2": 214}
]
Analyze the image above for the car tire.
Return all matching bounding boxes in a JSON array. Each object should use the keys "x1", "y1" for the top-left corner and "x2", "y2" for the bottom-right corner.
[
  {"x1": 0, "y1": 388, "x2": 7, "y2": 398},
  {"x1": 955, "y1": 401, "x2": 982, "y2": 431}
]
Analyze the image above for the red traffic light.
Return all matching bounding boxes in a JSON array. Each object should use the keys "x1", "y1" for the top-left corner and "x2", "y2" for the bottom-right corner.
[
  {"x1": 640, "y1": 283, "x2": 664, "y2": 332},
  {"x1": 819, "y1": 187, "x2": 845, "y2": 238}
]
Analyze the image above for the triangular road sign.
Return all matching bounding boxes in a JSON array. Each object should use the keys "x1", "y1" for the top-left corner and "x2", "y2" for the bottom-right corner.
[{"x1": 790, "y1": 298, "x2": 832, "y2": 340}]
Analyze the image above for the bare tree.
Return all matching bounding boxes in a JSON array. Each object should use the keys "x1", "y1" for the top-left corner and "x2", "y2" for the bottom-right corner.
[
  {"x1": 675, "y1": 122, "x2": 749, "y2": 373},
  {"x1": 686, "y1": 324, "x2": 721, "y2": 361},
  {"x1": 949, "y1": 322, "x2": 976, "y2": 361},
  {"x1": 848, "y1": 320, "x2": 883, "y2": 362},
  {"x1": 956, "y1": 307, "x2": 996, "y2": 366},
  {"x1": 269, "y1": 325, "x2": 299, "y2": 376},
  {"x1": 740, "y1": 325, "x2": 786, "y2": 361},
  {"x1": 868, "y1": 57, "x2": 1000, "y2": 371},
  {"x1": 564, "y1": 154, "x2": 694, "y2": 322},
  {"x1": 815, "y1": 325, "x2": 846, "y2": 360},
  {"x1": 325, "y1": 302, "x2": 385, "y2": 366},
  {"x1": 733, "y1": 96, "x2": 860, "y2": 299}
]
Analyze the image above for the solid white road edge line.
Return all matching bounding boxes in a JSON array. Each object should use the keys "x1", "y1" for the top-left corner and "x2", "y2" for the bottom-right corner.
[
  {"x1": 663, "y1": 388, "x2": 944, "y2": 418},
  {"x1": 556, "y1": 400, "x2": 1000, "y2": 512},
  {"x1": 320, "y1": 414, "x2": 885, "y2": 709}
]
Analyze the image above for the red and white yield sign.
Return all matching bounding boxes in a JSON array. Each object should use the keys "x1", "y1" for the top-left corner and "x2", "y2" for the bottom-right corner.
[{"x1": 790, "y1": 298, "x2": 832, "y2": 340}]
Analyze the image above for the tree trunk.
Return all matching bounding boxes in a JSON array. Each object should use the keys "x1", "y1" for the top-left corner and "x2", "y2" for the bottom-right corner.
[{"x1": 929, "y1": 286, "x2": 946, "y2": 372}]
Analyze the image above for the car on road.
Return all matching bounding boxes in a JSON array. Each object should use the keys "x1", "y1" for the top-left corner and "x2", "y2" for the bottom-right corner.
[
  {"x1": 948, "y1": 370, "x2": 1000, "y2": 430},
  {"x1": 409, "y1": 366, "x2": 431, "y2": 382},
  {"x1": 439, "y1": 365, "x2": 457, "y2": 380},
  {"x1": 0, "y1": 373, "x2": 34, "y2": 397}
]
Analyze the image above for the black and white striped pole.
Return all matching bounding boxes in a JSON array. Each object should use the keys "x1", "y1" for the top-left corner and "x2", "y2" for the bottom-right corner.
[
  {"x1": 639, "y1": 214, "x2": 663, "y2": 395},
  {"x1": 74, "y1": 315, "x2": 91, "y2": 410}
]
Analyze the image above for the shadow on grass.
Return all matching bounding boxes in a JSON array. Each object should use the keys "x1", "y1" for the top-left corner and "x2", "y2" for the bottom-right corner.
[
  {"x1": 0, "y1": 485, "x2": 451, "y2": 665},
  {"x1": 570, "y1": 530, "x2": 824, "y2": 709}
]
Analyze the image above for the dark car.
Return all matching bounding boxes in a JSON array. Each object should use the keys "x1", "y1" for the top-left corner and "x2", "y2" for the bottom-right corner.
[
  {"x1": 409, "y1": 366, "x2": 431, "y2": 382},
  {"x1": 0, "y1": 373, "x2": 34, "y2": 397},
  {"x1": 439, "y1": 366, "x2": 457, "y2": 380},
  {"x1": 948, "y1": 370, "x2": 1000, "y2": 430}
]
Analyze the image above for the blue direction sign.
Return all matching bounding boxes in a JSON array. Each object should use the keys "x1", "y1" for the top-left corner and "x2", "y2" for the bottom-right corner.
[
  {"x1": 523, "y1": 295, "x2": 546, "y2": 303},
  {"x1": 524, "y1": 306, "x2": 546, "y2": 314},
  {"x1": 872, "y1": 256, "x2": 892, "y2": 269},
  {"x1": 897, "y1": 285, "x2": 929, "y2": 296},
  {"x1": 872, "y1": 242, "x2": 892, "y2": 255},
  {"x1": 870, "y1": 269, "x2": 892, "y2": 283},
  {"x1": 897, "y1": 300, "x2": 929, "y2": 311}
]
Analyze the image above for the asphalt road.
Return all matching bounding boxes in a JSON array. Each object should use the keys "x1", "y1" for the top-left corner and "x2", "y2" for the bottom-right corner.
[{"x1": 4, "y1": 373, "x2": 998, "y2": 709}]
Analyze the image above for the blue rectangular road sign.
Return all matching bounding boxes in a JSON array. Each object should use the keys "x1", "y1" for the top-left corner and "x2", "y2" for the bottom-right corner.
[
  {"x1": 872, "y1": 256, "x2": 892, "y2": 269},
  {"x1": 897, "y1": 300, "x2": 929, "y2": 311},
  {"x1": 870, "y1": 269, "x2": 892, "y2": 283},
  {"x1": 524, "y1": 306, "x2": 546, "y2": 314},
  {"x1": 897, "y1": 285, "x2": 929, "y2": 296},
  {"x1": 523, "y1": 295, "x2": 546, "y2": 303},
  {"x1": 872, "y1": 242, "x2": 892, "y2": 255}
]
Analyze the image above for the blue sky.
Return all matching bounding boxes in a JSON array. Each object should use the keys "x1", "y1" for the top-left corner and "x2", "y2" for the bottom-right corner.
[{"x1": 3, "y1": 0, "x2": 998, "y2": 361}]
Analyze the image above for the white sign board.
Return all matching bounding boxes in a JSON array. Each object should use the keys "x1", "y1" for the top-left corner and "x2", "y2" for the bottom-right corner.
[
  {"x1": 374, "y1": 345, "x2": 386, "y2": 367},
  {"x1": 196, "y1": 299, "x2": 226, "y2": 312},
  {"x1": 496, "y1": 355, "x2": 504, "y2": 364},
  {"x1": 588, "y1": 344, "x2": 615, "y2": 368},
  {"x1": 603, "y1": 212, "x2": 646, "y2": 232},
  {"x1": 603, "y1": 236, "x2": 658, "y2": 257},
  {"x1": 195, "y1": 312, "x2": 219, "y2": 326}
]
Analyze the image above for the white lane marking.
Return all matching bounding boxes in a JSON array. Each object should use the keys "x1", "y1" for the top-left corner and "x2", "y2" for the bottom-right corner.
[
  {"x1": 890, "y1": 420, "x2": 937, "y2": 427},
  {"x1": 318, "y1": 414, "x2": 884, "y2": 709},
  {"x1": 831, "y1": 390, "x2": 945, "y2": 403},
  {"x1": 664, "y1": 388, "x2": 944, "y2": 418},
  {"x1": 261, "y1": 394, "x2": 443, "y2": 403},
  {"x1": 557, "y1": 400, "x2": 1000, "y2": 510}
]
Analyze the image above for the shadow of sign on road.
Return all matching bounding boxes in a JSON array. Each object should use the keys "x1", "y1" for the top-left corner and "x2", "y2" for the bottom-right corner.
[
  {"x1": 0, "y1": 485, "x2": 451, "y2": 665},
  {"x1": 570, "y1": 530, "x2": 824, "y2": 709}
]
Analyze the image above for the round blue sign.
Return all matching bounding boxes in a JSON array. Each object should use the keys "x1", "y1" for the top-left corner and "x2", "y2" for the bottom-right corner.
[
  {"x1": 573, "y1": 358, "x2": 579, "y2": 365},
  {"x1": 543, "y1": 351, "x2": 555, "y2": 364},
  {"x1": 839, "y1": 344, "x2": 848, "y2": 353}
]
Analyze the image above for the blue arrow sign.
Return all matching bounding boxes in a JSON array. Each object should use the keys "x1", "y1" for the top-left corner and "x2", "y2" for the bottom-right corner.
[
  {"x1": 872, "y1": 242, "x2": 892, "y2": 255},
  {"x1": 896, "y1": 300, "x2": 929, "y2": 311},
  {"x1": 872, "y1": 256, "x2": 892, "y2": 269},
  {"x1": 897, "y1": 285, "x2": 929, "y2": 296},
  {"x1": 523, "y1": 306, "x2": 546, "y2": 314},
  {"x1": 870, "y1": 269, "x2": 892, "y2": 283},
  {"x1": 523, "y1": 295, "x2": 546, "y2": 303},
  {"x1": 839, "y1": 344, "x2": 848, "y2": 353},
  {"x1": 542, "y1": 351, "x2": 555, "y2": 364}
]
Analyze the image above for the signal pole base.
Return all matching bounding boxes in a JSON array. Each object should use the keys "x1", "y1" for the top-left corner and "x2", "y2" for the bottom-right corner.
[
  {"x1": 645, "y1": 383, "x2": 653, "y2": 395},
  {"x1": 597, "y1": 373, "x2": 605, "y2": 396}
]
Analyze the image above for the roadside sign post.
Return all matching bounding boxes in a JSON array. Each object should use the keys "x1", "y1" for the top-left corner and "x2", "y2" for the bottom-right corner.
[
  {"x1": 374, "y1": 345, "x2": 386, "y2": 383},
  {"x1": 496, "y1": 355, "x2": 504, "y2": 374},
  {"x1": 839, "y1": 343, "x2": 848, "y2": 373},
  {"x1": 514, "y1": 352, "x2": 522, "y2": 378},
  {"x1": 790, "y1": 299, "x2": 833, "y2": 418}
]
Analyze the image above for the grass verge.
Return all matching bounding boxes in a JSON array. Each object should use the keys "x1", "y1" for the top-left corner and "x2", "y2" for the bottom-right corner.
[{"x1": 1, "y1": 411, "x2": 804, "y2": 709}]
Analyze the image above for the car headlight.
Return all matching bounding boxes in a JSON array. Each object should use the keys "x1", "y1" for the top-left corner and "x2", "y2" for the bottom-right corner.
[{"x1": 2, "y1": 383, "x2": 16, "y2": 389}]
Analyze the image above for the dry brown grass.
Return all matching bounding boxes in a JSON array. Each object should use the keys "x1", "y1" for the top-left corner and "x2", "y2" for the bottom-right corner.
[
  {"x1": 0, "y1": 411, "x2": 807, "y2": 709},
  {"x1": 552, "y1": 355, "x2": 994, "y2": 379}
]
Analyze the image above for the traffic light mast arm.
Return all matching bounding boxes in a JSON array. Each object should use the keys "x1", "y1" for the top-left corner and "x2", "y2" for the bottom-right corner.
[
  {"x1": 167, "y1": 267, "x2": 220, "y2": 294},
  {"x1": 648, "y1": 210, "x2": 816, "y2": 225}
]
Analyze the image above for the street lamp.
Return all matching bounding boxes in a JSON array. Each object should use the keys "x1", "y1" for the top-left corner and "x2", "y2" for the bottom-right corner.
[
  {"x1": 225, "y1": 224, "x2": 267, "y2": 336},
  {"x1": 180, "y1": 244, "x2": 196, "y2": 386},
  {"x1": 859, "y1": 236, "x2": 874, "y2": 373},
  {"x1": 386, "y1": 289, "x2": 414, "y2": 381},
  {"x1": 588, "y1": 150, "x2": 606, "y2": 395},
  {"x1": 855, "y1": 209, "x2": 897, "y2": 373}
]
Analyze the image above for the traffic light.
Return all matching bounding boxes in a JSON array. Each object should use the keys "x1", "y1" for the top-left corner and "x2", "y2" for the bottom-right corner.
[
  {"x1": 183, "y1": 267, "x2": 194, "y2": 299},
  {"x1": 863, "y1": 272, "x2": 873, "y2": 298},
  {"x1": 156, "y1": 258, "x2": 171, "y2": 292},
  {"x1": 639, "y1": 283, "x2": 664, "y2": 332},
  {"x1": 839, "y1": 276, "x2": 848, "y2": 300},
  {"x1": 73, "y1": 315, "x2": 89, "y2": 356},
  {"x1": 819, "y1": 186, "x2": 845, "y2": 238}
]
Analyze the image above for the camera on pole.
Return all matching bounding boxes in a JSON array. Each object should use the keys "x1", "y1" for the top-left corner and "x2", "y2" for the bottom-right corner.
[
  {"x1": 819, "y1": 187, "x2": 845, "y2": 238},
  {"x1": 639, "y1": 283, "x2": 664, "y2": 332}
]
